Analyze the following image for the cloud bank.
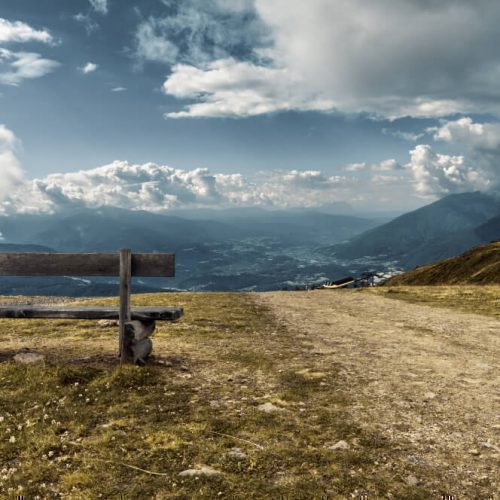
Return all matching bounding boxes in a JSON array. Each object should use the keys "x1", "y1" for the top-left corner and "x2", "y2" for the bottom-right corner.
[
  {"x1": 158, "y1": 0, "x2": 500, "y2": 118},
  {"x1": 1, "y1": 161, "x2": 356, "y2": 215},
  {"x1": 3, "y1": 134, "x2": 499, "y2": 215},
  {"x1": 3, "y1": 114, "x2": 500, "y2": 215},
  {"x1": 344, "y1": 159, "x2": 401, "y2": 173}
]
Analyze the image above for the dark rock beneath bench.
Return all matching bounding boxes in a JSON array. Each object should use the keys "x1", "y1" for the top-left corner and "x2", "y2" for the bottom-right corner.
[{"x1": 123, "y1": 320, "x2": 156, "y2": 365}]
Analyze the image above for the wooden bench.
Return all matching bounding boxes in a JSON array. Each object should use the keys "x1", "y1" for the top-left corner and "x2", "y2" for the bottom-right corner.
[{"x1": 0, "y1": 249, "x2": 183, "y2": 365}]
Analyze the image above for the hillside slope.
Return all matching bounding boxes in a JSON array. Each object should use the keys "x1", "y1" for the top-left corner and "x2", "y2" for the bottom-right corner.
[
  {"x1": 323, "y1": 192, "x2": 500, "y2": 268},
  {"x1": 385, "y1": 241, "x2": 500, "y2": 285}
]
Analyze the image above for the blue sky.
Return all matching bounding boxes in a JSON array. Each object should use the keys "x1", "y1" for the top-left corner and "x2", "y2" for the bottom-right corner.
[{"x1": 1, "y1": 0, "x2": 500, "y2": 215}]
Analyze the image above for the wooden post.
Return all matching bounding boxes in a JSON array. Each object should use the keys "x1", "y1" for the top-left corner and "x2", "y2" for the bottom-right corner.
[{"x1": 119, "y1": 248, "x2": 132, "y2": 363}]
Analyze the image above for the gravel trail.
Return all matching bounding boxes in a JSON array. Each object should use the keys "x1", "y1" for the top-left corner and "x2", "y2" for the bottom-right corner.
[{"x1": 255, "y1": 290, "x2": 500, "y2": 497}]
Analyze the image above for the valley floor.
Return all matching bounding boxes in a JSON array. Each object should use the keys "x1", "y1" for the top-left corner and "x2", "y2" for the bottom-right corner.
[
  {"x1": 0, "y1": 288, "x2": 498, "y2": 498},
  {"x1": 257, "y1": 290, "x2": 500, "y2": 498}
]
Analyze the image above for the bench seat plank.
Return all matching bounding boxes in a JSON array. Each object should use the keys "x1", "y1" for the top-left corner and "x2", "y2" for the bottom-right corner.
[{"x1": 0, "y1": 305, "x2": 183, "y2": 321}]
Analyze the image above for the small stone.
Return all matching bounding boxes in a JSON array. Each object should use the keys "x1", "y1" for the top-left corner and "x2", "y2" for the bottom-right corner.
[
  {"x1": 160, "y1": 360, "x2": 174, "y2": 367},
  {"x1": 97, "y1": 320, "x2": 118, "y2": 328},
  {"x1": 14, "y1": 352, "x2": 44, "y2": 364},
  {"x1": 406, "y1": 475, "x2": 419, "y2": 486},
  {"x1": 480, "y1": 441, "x2": 493, "y2": 449},
  {"x1": 179, "y1": 466, "x2": 221, "y2": 477},
  {"x1": 227, "y1": 447, "x2": 247, "y2": 459},
  {"x1": 407, "y1": 454, "x2": 427, "y2": 466},
  {"x1": 423, "y1": 392, "x2": 436, "y2": 401},
  {"x1": 209, "y1": 400, "x2": 221, "y2": 408},
  {"x1": 329, "y1": 440, "x2": 350, "y2": 451},
  {"x1": 257, "y1": 402, "x2": 285, "y2": 413},
  {"x1": 469, "y1": 449, "x2": 481, "y2": 456}
]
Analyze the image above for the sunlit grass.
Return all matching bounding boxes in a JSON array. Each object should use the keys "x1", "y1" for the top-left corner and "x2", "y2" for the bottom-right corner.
[
  {"x1": 0, "y1": 292, "x2": 432, "y2": 498},
  {"x1": 368, "y1": 285, "x2": 500, "y2": 318}
]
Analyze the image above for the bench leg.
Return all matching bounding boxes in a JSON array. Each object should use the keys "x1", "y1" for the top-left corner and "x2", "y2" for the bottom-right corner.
[{"x1": 123, "y1": 320, "x2": 156, "y2": 365}]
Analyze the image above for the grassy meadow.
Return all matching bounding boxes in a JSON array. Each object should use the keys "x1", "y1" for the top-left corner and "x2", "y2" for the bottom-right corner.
[{"x1": 1, "y1": 287, "x2": 499, "y2": 498}]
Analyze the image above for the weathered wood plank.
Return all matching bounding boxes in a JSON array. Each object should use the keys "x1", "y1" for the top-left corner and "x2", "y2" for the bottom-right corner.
[
  {"x1": 132, "y1": 253, "x2": 175, "y2": 277},
  {"x1": 0, "y1": 306, "x2": 183, "y2": 320},
  {"x1": 0, "y1": 252, "x2": 175, "y2": 277}
]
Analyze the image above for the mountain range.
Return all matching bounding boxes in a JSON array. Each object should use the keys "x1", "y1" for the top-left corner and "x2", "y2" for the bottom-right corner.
[
  {"x1": 0, "y1": 208, "x2": 378, "y2": 294},
  {"x1": 322, "y1": 191, "x2": 500, "y2": 269},
  {"x1": 0, "y1": 191, "x2": 498, "y2": 294}
]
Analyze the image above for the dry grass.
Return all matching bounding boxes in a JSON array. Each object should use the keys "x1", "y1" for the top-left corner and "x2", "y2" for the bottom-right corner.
[
  {"x1": 368, "y1": 284, "x2": 500, "y2": 319},
  {"x1": 0, "y1": 292, "x2": 432, "y2": 498},
  {"x1": 385, "y1": 241, "x2": 500, "y2": 286}
]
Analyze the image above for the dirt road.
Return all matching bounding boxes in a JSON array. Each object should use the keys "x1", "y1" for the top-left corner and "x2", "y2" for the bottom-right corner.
[{"x1": 255, "y1": 290, "x2": 500, "y2": 497}]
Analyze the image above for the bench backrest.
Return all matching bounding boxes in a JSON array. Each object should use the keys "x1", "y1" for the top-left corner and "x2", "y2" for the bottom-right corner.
[
  {"x1": 0, "y1": 249, "x2": 176, "y2": 363},
  {"x1": 0, "y1": 252, "x2": 175, "y2": 277}
]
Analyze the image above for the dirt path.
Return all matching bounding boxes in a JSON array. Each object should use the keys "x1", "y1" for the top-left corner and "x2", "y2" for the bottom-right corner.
[{"x1": 255, "y1": 290, "x2": 500, "y2": 497}]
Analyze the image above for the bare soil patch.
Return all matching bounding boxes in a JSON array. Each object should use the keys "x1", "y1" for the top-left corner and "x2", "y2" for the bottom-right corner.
[{"x1": 256, "y1": 289, "x2": 500, "y2": 498}]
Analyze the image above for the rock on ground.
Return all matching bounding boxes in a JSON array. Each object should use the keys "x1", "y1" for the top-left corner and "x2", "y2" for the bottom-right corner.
[
  {"x1": 257, "y1": 402, "x2": 285, "y2": 413},
  {"x1": 178, "y1": 466, "x2": 221, "y2": 477},
  {"x1": 14, "y1": 352, "x2": 44, "y2": 364}
]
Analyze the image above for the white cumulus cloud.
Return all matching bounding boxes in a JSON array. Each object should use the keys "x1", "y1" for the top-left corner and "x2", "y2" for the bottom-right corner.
[
  {"x1": 428, "y1": 117, "x2": 500, "y2": 192},
  {"x1": 0, "y1": 18, "x2": 58, "y2": 85},
  {"x1": 0, "y1": 18, "x2": 54, "y2": 44},
  {"x1": 0, "y1": 125, "x2": 24, "y2": 201},
  {"x1": 79, "y1": 62, "x2": 98, "y2": 74},
  {"x1": 407, "y1": 144, "x2": 489, "y2": 197},
  {"x1": 433, "y1": 117, "x2": 500, "y2": 150},
  {"x1": 0, "y1": 48, "x2": 59, "y2": 85},
  {"x1": 163, "y1": 58, "x2": 335, "y2": 118}
]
